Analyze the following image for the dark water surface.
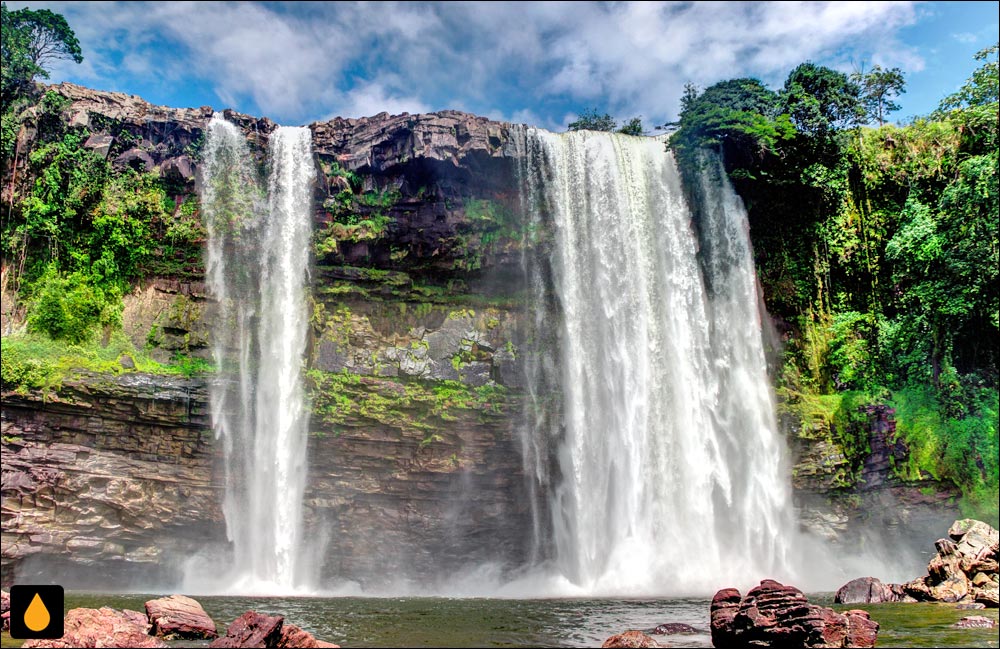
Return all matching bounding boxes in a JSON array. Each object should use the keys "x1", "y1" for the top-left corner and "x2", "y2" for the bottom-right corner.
[{"x1": 3, "y1": 592, "x2": 998, "y2": 648}]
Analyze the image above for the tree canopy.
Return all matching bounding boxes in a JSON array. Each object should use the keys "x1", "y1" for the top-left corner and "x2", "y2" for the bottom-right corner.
[
  {"x1": 568, "y1": 108, "x2": 645, "y2": 136},
  {"x1": 1, "y1": 3, "x2": 83, "y2": 102},
  {"x1": 781, "y1": 62, "x2": 864, "y2": 135},
  {"x1": 851, "y1": 64, "x2": 906, "y2": 125}
]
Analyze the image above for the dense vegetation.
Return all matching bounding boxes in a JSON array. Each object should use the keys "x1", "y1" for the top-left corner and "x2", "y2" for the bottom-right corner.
[
  {"x1": 670, "y1": 47, "x2": 999, "y2": 520},
  {"x1": 2, "y1": 4, "x2": 205, "y2": 382}
]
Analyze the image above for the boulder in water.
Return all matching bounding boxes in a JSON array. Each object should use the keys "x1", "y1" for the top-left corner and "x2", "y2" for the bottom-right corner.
[
  {"x1": 209, "y1": 611, "x2": 338, "y2": 648},
  {"x1": 277, "y1": 623, "x2": 340, "y2": 648},
  {"x1": 834, "y1": 577, "x2": 898, "y2": 604},
  {"x1": 21, "y1": 607, "x2": 167, "y2": 648},
  {"x1": 209, "y1": 611, "x2": 284, "y2": 648},
  {"x1": 899, "y1": 518, "x2": 999, "y2": 607},
  {"x1": 709, "y1": 579, "x2": 878, "y2": 648},
  {"x1": 952, "y1": 615, "x2": 997, "y2": 629},
  {"x1": 601, "y1": 630, "x2": 659, "y2": 647},
  {"x1": 145, "y1": 594, "x2": 218, "y2": 639},
  {"x1": 651, "y1": 622, "x2": 698, "y2": 634}
]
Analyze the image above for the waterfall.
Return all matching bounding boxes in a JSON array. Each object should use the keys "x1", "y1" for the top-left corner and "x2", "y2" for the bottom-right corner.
[
  {"x1": 199, "y1": 116, "x2": 314, "y2": 593},
  {"x1": 519, "y1": 128, "x2": 798, "y2": 595}
]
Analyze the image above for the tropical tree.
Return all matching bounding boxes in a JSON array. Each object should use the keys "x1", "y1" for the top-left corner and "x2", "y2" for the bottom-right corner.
[
  {"x1": 781, "y1": 62, "x2": 864, "y2": 135},
  {"x1": 851, "y1": 64, "x2": 906, "y2": 125},
  {"x1": 1, "y1": 3, "x2": 83, "y2": 102}
]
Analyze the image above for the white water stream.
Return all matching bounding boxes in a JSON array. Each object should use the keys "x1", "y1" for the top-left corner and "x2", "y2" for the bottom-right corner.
[
  {"x1": 519, "y1": 128, "x2": 799, "y2": 595},
  {"x1": 197, "y1": 117, "x2": 314, "y2": 593}
]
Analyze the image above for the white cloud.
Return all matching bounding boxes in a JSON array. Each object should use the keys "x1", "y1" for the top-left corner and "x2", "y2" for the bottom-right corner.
[
  {"x1": 10, "y1": 1, "x2": 925, "y2": 127},
  {"x1": 328, "y1": 79, "x2": 432, "y2": 119}
]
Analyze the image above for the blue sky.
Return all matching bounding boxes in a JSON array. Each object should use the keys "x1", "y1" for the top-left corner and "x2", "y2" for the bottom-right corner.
[{"x1": 8, "y1": 1, "x2": 999, "y2": 130}]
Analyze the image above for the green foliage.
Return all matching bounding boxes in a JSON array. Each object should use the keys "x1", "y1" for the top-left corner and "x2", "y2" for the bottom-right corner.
[
  {"x1": 617, "y1": 117, "x2": 645, "y2": 136},
  {"x1": 781, "y1": 62, "x2": 864, "y2": 135},
  {"x1": 567, "y1": 108, "x2": 644, "y2": 135},
  {"x1": 675, "y1": 49, "x2": 998, "y2": 514},
  {"x1": 670, "y1": 78, "x2": 794, "y2": 174},
  {"x1": 892, "y1": 384, "x2": 999, "y2": 517},
  {"x1": 851, "y1": 64, "x2": 906, "y2": 126},
  {"x1": 315, "y1": 185, "x2": 399, "y2": 255},
  {"x1": 26, "y1": 265, "x2": 120, "y2": 343},
  {"x1": 1, "y1": 3, "x2": 82, "y2": 103},
  {"x1": 1, "y1": 330, "x2": 213, "y2": 393},
  {"x1": 305, "y1": 368, "x2": 509, "y2": 437},
  {"x1": 87, "y1": 170, "x2": 162, "y2": 285},
  {"x1": 936, "y1": 43, "x2": 999, "y2": 113},
  {"x1": 567, "y1": 108, "x2": 617, "y2": 132}
]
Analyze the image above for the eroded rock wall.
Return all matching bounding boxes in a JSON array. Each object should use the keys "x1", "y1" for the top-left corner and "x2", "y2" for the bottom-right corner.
[{"x1": 1, "y1": 373, "x2": 219, "y2": 586}]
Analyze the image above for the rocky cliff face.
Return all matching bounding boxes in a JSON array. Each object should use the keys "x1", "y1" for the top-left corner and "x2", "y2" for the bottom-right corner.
[
  {"x1": 2, "y1": 83, "x2": 535, "y2": 588},
  {"x1": 787, "y1": 404, "x2": 961, "y2": 563},
  {"x1": 1, "y1": 83, "x2": 962, "y2": 588},
  {"x1": 1, "y1": 372, "x2": 219, "y2": 587}
]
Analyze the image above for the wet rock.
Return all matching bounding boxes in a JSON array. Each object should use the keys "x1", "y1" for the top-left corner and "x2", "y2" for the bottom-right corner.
[
  {"x1": 952, "y1": 615, "x2": 997, "y2": 629},
  {"x1": 21, "y1": 607, "x2": 167, "y2": 648},
  {"x1": 710, "y1": 580, "x2": 878, "y2": 648},
  {"x1": 709, "y1": 588, "x2": 741, "y2": 647},
  {"x1": 1, "y1": 589, "x2": 9, "y2": 631},
  {"x1": 899, "y1": 519, "x2": 999, "y2": 607},
  {"x1": 834, "y1": 577, "x2": 898, "y2": 604},
  {"x1": 145, "y1": 594, "x2": 218, "y2": 639},
  {"x1": 651, "y1": 622, "x2": 698, "y2": 634},
  {"x1": 276, "y1": 623, "x2": 340, "y2": 648},
  {"x1": 209, "y1": 611, "x2": 284, "y2": 648},
  {"x1": 601, "y1": 630, "x2": 658, "y2": 648}
]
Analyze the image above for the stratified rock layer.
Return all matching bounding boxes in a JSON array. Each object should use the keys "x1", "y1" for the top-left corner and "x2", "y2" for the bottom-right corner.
[
  {"x1": 710, "y1": 580, "x2": 878, "y2": 648},
  {"x1": 1, "y1": 372, "x2": 220, "y2": 586}
]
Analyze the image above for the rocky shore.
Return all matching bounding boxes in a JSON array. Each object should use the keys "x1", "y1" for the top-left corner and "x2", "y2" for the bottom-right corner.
[
  {"x1": 6, "y1": 592, "x2": 337, "y2": 648},
  {"x1": 835, "y1": 518, "x2": 999, "y2": 608}
]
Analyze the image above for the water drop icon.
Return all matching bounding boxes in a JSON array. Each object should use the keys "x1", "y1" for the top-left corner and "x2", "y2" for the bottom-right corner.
[{"x1": 24, "y1": 593, "x2": 50, "y2": 632}]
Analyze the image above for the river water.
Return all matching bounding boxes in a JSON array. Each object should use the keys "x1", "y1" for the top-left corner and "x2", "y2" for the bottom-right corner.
[{"x1": 2, "y1": 592, "x2": 993, "y2": 648}]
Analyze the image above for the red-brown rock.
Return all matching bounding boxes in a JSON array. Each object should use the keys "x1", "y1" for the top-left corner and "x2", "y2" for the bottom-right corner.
[
  {"x1": 834, "y1": 577, "x2": 898, "y2": 604},
  {"x1": 709, "y1": 580, "x2": 878, "y2": 648},
  {"x1": 276, "y1": 623, "x2": 340, "y2": 648},
  {"x1": 21, "y1": 607, "x2": 167, "y2": 648},
  {"x1": 145, "y1": 594, "x2": 218, "y2": 639},
  {"x1": 601, "y1": 630, "x2": 659, "y2": 647},
  {"x1": 709, "y1": 587, "x2": 741, "y2": 647},
  {"x1": 209, "y1": 611, "x2": 284, "y2": 648}
]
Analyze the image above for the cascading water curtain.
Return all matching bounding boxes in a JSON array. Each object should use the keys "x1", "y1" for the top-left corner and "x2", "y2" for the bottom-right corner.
[
  {"x1": 198, "y1": 116, "x2": 314, "y2": 593},
  {"x1": 519, "y1": 128, "x2": 798, "y2": 595}
]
